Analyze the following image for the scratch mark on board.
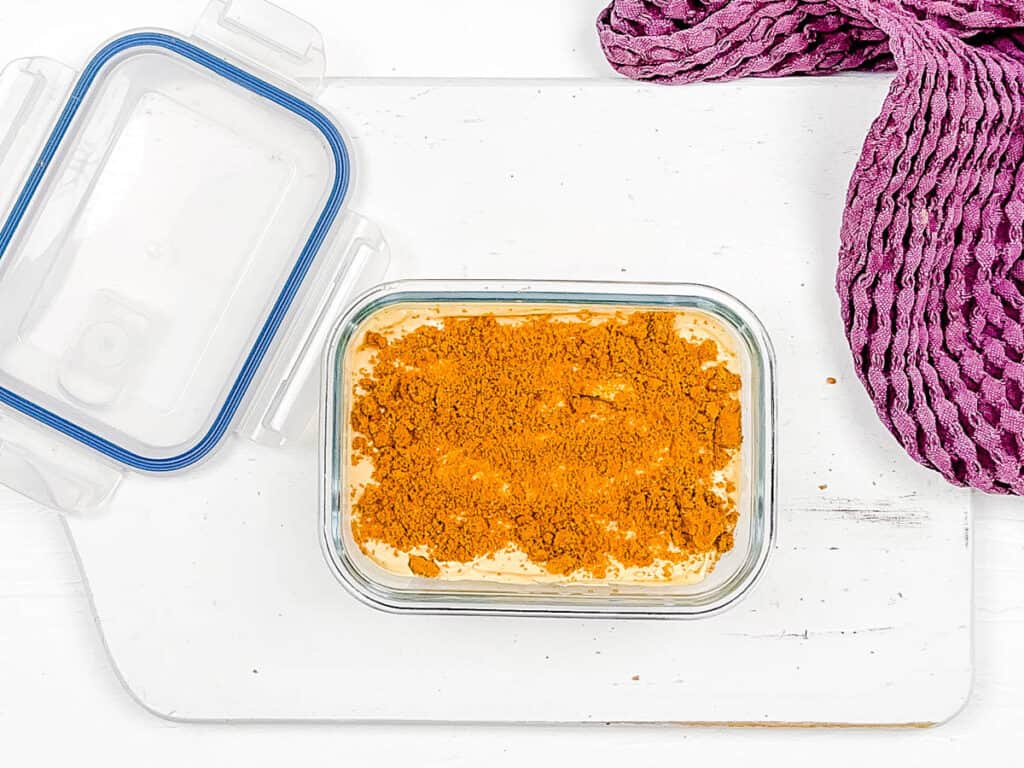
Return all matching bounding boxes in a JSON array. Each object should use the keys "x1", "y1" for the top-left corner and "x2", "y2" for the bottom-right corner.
[
  {"x1": 408, "y1": 88, "x2": 434, "y2": 102},
  {"x1": 729, "y1": 625, "x2": 896, "y2": 640},
  {"x1": 793, "y1": 495, "x2": 929, "y2": 528},
  {"x1": 834, "y1": 508, "x2": 927, "y2": 527}
]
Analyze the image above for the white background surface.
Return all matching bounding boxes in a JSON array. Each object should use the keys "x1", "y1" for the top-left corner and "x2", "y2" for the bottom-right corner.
[
  {"x1": 0, "y1": 0, "x2": 1021, "y2": 763},
  {"x1": 65, "y1": 75, "x2": 972, "y2": 725}
]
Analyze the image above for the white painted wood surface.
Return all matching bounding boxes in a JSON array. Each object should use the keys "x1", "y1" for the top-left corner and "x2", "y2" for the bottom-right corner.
[
  {"x1": 0, "y1": 0, "x2": 1021, "y2": 763},
  {"x1": 62, "y1": 76, "x2": 971, "y2": 725}
]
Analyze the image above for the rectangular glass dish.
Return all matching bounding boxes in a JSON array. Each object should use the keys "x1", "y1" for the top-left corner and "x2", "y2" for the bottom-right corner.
[{"x1": 320, "y1": 280, "x2": 776, "y2": 618}]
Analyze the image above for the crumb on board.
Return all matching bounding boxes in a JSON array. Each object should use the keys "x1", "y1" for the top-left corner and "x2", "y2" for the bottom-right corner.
[
  {"x1": 818, "y1": 483, "x2": 828, "y2": 490},
  {"x1": 631, "y1": 674, "x2": 640, "y2": 681},
  {"x1": 826, "y1": 376, "x2": 837, "y2": 384}
]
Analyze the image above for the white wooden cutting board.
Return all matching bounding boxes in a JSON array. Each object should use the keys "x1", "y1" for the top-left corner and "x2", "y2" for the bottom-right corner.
[{"x1": 64, "y1": 76, "x2": 972, "y2": 725}]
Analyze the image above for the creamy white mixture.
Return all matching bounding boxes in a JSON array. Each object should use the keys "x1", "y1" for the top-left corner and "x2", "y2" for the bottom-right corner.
[{"x1": 342, "y1": 303, "x2": 742, "y2": 586}]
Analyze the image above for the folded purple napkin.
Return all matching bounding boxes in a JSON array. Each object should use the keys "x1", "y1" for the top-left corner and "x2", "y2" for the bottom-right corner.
[{"x1": 599, "y1": 0, "x2": 1024, "y2": 493}]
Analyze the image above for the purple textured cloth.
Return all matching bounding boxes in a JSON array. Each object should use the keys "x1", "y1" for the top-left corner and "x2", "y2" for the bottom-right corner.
[{"x1": 599, "y1": 0, "x2": 1024, "y2": 494}]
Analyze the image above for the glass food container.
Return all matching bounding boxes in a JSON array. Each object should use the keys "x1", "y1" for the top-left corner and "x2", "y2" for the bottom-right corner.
[{"x1": 320, "y1": 280, "x2": 777, "y2": 618}]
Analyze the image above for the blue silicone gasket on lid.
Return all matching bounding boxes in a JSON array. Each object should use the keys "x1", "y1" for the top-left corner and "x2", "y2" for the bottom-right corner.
[{"x1": 0, "y1": 32, "x2": 350, "y2": 472}]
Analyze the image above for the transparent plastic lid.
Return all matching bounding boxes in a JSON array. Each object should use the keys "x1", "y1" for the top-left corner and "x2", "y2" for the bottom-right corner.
[{"x1": 0, "y1": 25, "x2": 349, "y2": 472}]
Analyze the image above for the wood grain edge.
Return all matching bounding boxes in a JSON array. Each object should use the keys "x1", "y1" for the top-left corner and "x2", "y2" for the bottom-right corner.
[{"x1": 622, "y1": 721, "x2": 936, "y2": 729}]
